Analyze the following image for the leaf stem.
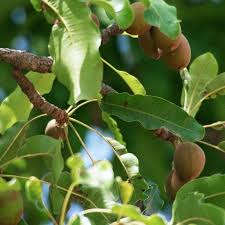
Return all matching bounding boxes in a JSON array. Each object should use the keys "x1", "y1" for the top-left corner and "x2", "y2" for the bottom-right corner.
[
  {"x1": 81, "y1": 208, "x2": 112, "y2": 215},
  {"x1": 68, "y1": 99, "x2": 98, "y2": 116},
  {"x1": 41, "y1": 199, "x2": 58, "y2": 225},
  {"x1": 197, "y1": 140, "x2": 224, "y2": 153},
  {"x1": 64, "y1": 127, "x2": 74, "y2": 156},
  {"x1": 59, "y1": 182, "x2": 77, "y2": 225},
  {"x1": 68, "y1": 122, "x2": 95, "y2": 165},
  {"x1": 69, "y1": 118, "x2": 130, "y2": 178},
  {"x1": 203, "y1": 121, "x2": 225, "y2": 129},
  {"x1": 180, "y1": 68, "x2": 190, "y2": 112}
]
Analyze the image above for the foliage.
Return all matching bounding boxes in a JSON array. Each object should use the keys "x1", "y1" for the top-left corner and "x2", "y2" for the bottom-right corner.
[{"x1": 0, "y1": 0, "x2": 225, "y2": 225}]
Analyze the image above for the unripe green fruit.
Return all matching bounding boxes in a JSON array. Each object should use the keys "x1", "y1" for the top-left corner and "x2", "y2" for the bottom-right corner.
[
  {"x1": 91, "y1": 13, "x2": 100, "y2": 28},
  {"x1": 138, "y1": 29, "x2": 161, "y2": 59},
  {"x1": 0, "y1": 190, "x2": 23, "y2": 225},
  {"x1": 174, "y1": 142, "x2": 206, "y2": 180},
  {"x1": 165, "y1": 169, "x2": 186, "y2": 200},
  {"x1": 45, "y1": 119, "x2": 68, "y2": 140},
  {"x1": 126, "y1": 2, "x2": 151, "y2": 35},
  {"x1": 152, "y1": 27, "x2": 182, "y2": 53},
  {"x1": 162, "y1": 34, "x2": 191, "y2": 70}
]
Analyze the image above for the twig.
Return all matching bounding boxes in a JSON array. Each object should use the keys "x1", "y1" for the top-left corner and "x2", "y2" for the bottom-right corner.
[
  {"x1": 101, "y1": 24, "x2": 123, "y2": 45},
  {"x1": 0, "y1": 48, "x2": 52, "y2": 73},
  {"x1": 13, "y1": 68, "x2": 68, "y2": 125}
]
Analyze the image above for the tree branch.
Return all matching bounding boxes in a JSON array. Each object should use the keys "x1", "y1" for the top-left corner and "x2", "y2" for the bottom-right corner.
[
  {"x1": 0, "y1": 48, "x2": 52, "y2": 73},
  {"x1": 13, "y1": 68, "x2": 68, "y2": 125}
]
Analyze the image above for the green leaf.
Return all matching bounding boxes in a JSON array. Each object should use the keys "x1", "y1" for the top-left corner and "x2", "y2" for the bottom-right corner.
[
  {"x1": 0, "y1": 72, "x2": 55, "y2": 134},
  {"x1": 18, "y1": 135, "x2": 63, "y2": 182},
  {"x1": 172, "y1": 192, "x2": 225, "y2": 225},
  {"x1": 44, "y1": 172, "x2": 72, "y2": 216},
  {"x1": 183, "y1": 53, "x2": 218, "y2": 116},
  {"x1": 102, "y1": 111, "x2": 126, "y2": 146},
  {"x1": 18, "y1": 219, "x2": 28, "y2": 225},
  {"x1": 102, "y1": 59, "x2": 146, "y2": 95},
  {"x1": 144, "y1": 0, "x2": 181, "y2": 39},
  {"x1": 90, "y1": 0, "x2": 134, "y2": 29},
  {"x1": 101, "y1": 92, "x2": 204, "y2": 141},
  {"x1": 30, "y1": 0, "x2": 42, "y2": 11},
  {"x1": 176, "y1": 174, "x2": 225, "y2": 209},
  {"x1": 0, "y1": 122, "x2": 28, "y2": 167},
  {"x1": 46, "y1": 0, "x2": 103, "y2": 104},
  {"x1": 112, "y1": 205, "x2": 166, "y2": 225},
  {"x1": 205, "y1": 72, "x2": 225, "y2": 98},
  {"x1": 218, "y1": 142, "x2": 225, "y2": 151},
  {"x1": 144, "y1": 181, "x2": 164, "y2": 215}
]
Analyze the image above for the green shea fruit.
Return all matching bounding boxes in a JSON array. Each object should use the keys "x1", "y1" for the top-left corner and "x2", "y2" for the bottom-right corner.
[
  {"x1": 152, "y1": 27, "x2": 182, "y2": 53},
  {"x1": 126, "y1": 2, "x2": 151, "y2": 35},
  {"x1": 165, "y1": 169, "x2": 186, "y2": 200},
  {"x1": 0, "y1": 190, "x2": 23, "y2": 225},
  {"x1": 138, "y1": 29, "x2": 161, "y2": 59},
  {"x1": 162, "y1": 34, "x2": 191, "y2": 70},
  {"x1": 174, "y1": 142, "x2": 206, "y2": 180},
  {"x1": 45, "y1": 119, "x2": 68, "y2": 140}
]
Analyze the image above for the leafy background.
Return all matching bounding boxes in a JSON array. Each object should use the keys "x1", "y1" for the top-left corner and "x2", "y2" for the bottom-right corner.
[{"x1": 0, "y1": 0, "x2": 225, "y2": 224}]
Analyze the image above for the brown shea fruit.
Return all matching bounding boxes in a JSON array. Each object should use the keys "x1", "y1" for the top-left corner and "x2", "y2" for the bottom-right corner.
[
  {"x1": 0, "y1": 190, "x2": 23, "y2": 225},
  {"x1": 91, "y1": 13, "x2": 100, "y2": 28},
  {"x1": 152, "y1": 27, "x2": 182, "y2": 53},
  {"x1": 165, "y1": 169, "x2": 186, "y2": 200},
  {"x1": 126, "y1": 2, "x2": 151, "y2": 35},
  {"x1": 45, "y1": 119, "x2": 68, "y2": 140},
  {"x1": 138, "y1": 29, "x2": 161, "y2": 59},
  {"x1": 162, "y1": 34, "x2": 191, "y2": 70},
  {"x1": 174, "y1": 142, "x2": 206, "y2": 180}
]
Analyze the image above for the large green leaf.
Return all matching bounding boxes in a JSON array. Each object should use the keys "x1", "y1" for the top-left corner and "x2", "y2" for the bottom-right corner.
[
  {"x1": 205, "y1": 72, "x2": 225, "y2": 98},
  {"x1": 90, "y1": 0, "x2": 134, "y2": 29},
  {"x1": 182, "y1": 53, "x2": 218, "y2": 116},
  {"x1": 172, "y1": 192, "x2": 225, "y2": 225},
  {"x1": 144, "y1": 0, "x2": 181, "y2": 39},
  {"x1": 44, "y1": 171, "x2": 72, "y2": 216},
  {"x1": 0, "y1": 72, "x2": 55, "y2": 134},
  {"x1": 46, "y1": 0, "x2": 103, "y2": 104},
  {"x1": 101, "y1": 92, "x2": 204, "y2": 141},
  {"x1": 0, "y1": 122, "x2": 27, "y2": 168},
  {"x1": 176, "y1": 174, "x2": 225, "y2": 209},
  {"x1": 18, "y1": 135, "x2": 63, "y2": 182}
]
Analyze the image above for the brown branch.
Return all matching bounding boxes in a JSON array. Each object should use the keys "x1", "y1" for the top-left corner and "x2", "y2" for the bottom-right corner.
[
  {"x1": 0, "y1": 48, "x2": 52, "y2": 73},
  {"x1": 13, "y1": 68, "x2": 68, "y2": 125},
  {"x1": 101, "y1": 24, "x2": 123, "y2": 45}
]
